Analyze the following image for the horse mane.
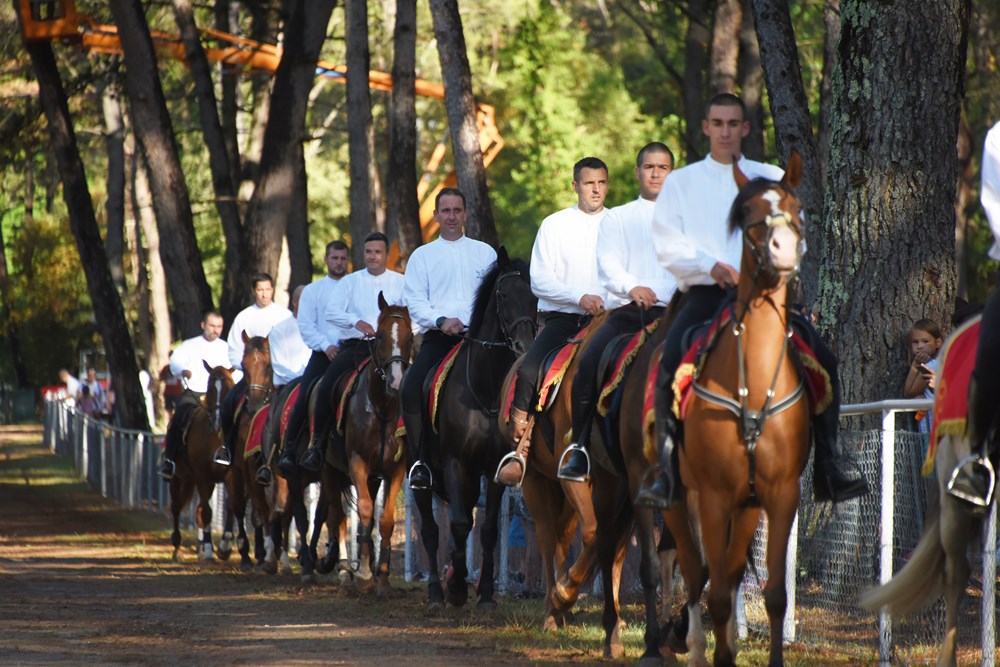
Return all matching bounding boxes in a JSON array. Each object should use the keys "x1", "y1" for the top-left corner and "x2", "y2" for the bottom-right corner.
[
  {"x1": 728, "y1": 176, "x2": 784, "y2": 235},
  {"x1": 467, "y1": 256, "x2": 531, "y2": 336}
]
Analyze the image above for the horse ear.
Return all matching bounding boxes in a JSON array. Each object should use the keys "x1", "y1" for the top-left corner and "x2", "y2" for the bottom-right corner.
[
  {"x1": 497, "y1": 245, "x2": 510, "y2": 266},
  {"x1": 783, "y1": 150, "x2": 802, "y2": 190},
  {"x1": 241, "y1": 330, "x2": 250, "y2": 345},
  {"x1": 733, "y1": 156, "x2": 749, "y2": 189},
  {"x1": 203, "y1": 359, "x2": 212, "y2": 373},
  {"x1": 378, "y1": 290, "x2": 388, "y2": 311}
]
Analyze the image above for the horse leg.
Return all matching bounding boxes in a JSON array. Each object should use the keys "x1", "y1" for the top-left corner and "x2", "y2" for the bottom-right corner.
[
  {"x1": 442, "y1": 458, "x2": 472, "y2": 608},
  {"x1": 350, "y1": 456, "x2": 377, "y2": 593},
  {"x1": 218, "y1": 492, "x2": 236, "y2": 562},
  {"x1": 938, "y1": 495, "x2": 972, "y2": 667},
  {"x1": 520, "y1": 473, "x2": 569, "y2": 630},
  {"x1": 413, "y1": 487, "x2": 444, "y2": 610},
  {"x1": 308, "y1": 484, "x2": 327, "y2": 569},
  {"x1": 593, "y1": 474, "x2": 630, "y2": 660},
  {"x1": 719, "y1": 507, "x2": 758, "y2": 666},
  {"x1": 474, "y1": 480, "x2": 504, "y2": 611},
  {"x1": 196, "y1": 482, "x2": 215, "y2": 561},
  {"x1": 554, "y1": 480, "x2": 600, "y2": 611},
  {"x1": 168, "y1": 477, "x2": 191, "y2": 562},
  {"x1": 375, "y1": 468, "x2": 405, "y2": 595}
]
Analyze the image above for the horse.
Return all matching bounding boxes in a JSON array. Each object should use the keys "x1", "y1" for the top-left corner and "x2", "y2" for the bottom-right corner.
[
  {"x1": 329, "y1": 294, "x2": 412, "y2": 593},
  {"x1": 412, "y1": 248, "x2": 536, "y2": 610},
  {"x1": 656, "y1": 152, "x2": 812, "y2": 666},
  {"x1": 226, "y1": 331, "x2": 290, "y2": 573},
  {"x1": 860, "y1": 315, "x2": 987, "y2": 666},
  {"x1": 166, "y1": 362, "x2": 236, "y2": 561},
  {"x1": 496, "y1": 311, "x2": 619, "y2": 630}
]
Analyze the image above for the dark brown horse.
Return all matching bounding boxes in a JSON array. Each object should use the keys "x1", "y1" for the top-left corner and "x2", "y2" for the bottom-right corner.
[
  {"x1": 662, "y1": 152, "x2": 811, "y2": 666},
  {"x1": 167, "y1": 362, "x2": 235, "y2": 561}
]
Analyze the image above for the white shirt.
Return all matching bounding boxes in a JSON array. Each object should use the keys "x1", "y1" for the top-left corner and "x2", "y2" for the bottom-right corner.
[
  {"x1": 269, "y1": 316, "x2": 311, "y2": 386},
  {"x1": 983, "y1": 121, "x2": 1000, "y2": 260},
  {"x1": 653, "y1": 154, "x2": 784, "y2": 290},
  {"x1": 404, "y1": 235, "x2": 497, "y2": 333},
  {"x1": 298, "y1": 276, "x2": 351, "y2": 353},
  {"x1": 327, "y1": 268, "x2": 407, "y2": 340},
  {"x1": 599, "y1": 197, "x2": 678, "y2": 308},
  {"x1": 227, "y1": 302, "x2": 292, "y2": 369},
  {"x1": 530, "y1": 205, "x2": 607, "y2": 314},
  {"x1": 169, "y1": 334, "x2": 230, "y2": 393}
]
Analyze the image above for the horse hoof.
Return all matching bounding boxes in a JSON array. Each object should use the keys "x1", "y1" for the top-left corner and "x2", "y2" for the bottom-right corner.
[
  {"x1": 355, "y1": 576, "x2": 375, "y2": 595},
  {"x1": 315, "y1": 557, "x2": 334, "y2": 576},
  {"x1": 604, "y1": 642, "x2": 624, "y2": 660},
  {"x1": 542, "y1": 615, "x2": 559, "y2": 632},
  {"x1": 551, "y1": 582, "x2": 577, "y2": 611},
  {"x1": 216, "y1": 547, "x2": 232, "y2": 561},
  {"x1": 475, "y1": 599, "x2": 497, "y2": 613},
  {"x1": 259, "y1": 561, "x2": 278, "y2": 575}
]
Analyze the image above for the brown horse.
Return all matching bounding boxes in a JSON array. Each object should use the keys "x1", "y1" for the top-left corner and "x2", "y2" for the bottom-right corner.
[
  {"x1": 227, "y1": 332, "x2": 290, "y2": 573},
  {"x1": 662, "y1": 152, "x2": 811, "y2": 666},
  {"x1": 497, "y1": 311, "x2": 614, "y2": 630},
  {"x1": 167, "y1": 362, "x2": 235, "y2": 561},
  {"x1": 861, "y1": 316, "x2": 987, "y2": 667},
  {"x1": 337, "y1": 295, "x2": 412, "y2": 593}
]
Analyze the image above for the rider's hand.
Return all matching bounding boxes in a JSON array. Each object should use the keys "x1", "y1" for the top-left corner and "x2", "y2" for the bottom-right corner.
[
  {"x1": 628, "y1": 286, "x2": 658, "y2": 309},
  {"x1": 356, "y1": 321, "x2": 376, "y2": 338},
  {"x1": 710, "y1": 262, "x2": 740, "y2": 288},
  {"x1": 325, "y1": 345, "x2": 339, "y2": 360},
  {"x1": 579, "y1": 294, "x2": 605, "y2": 316},
  {"x1": 182, "y1": 370, "x2": 193, "y2": 379},
  {"x1": 440, "y1": 317, "x2": 466, "y2": 336}
]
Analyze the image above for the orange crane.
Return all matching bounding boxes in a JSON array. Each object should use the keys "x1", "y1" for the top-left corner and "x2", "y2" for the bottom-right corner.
[{"x1": 18, "y1": 0, "x2": 504, "y2": 263}]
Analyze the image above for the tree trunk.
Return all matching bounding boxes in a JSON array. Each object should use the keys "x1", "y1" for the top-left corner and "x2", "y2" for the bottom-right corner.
[
  {"x1": 816, "y1": 0, "x2": 967, "y2": 404},
  {"x1": 101, "y1": 66, "x2": 127, "y2": 296},
  {"x1": 215, "y1": 0, "x2": 242, "y2": 196},
  {"x1": 388, "y1": 0, "x2": 422, "y2": 261},
  {"x1": 108, "y1": 0, "x2": 214, "y2": 339},
  {"x1": 683, "y1": 0, "x2": 711, "y2": 160},
  {"x1": 286, "y1": 146, "x2": 312, "y2": 290},
  {"x1": 240, "y1": 0, "x2": 336, "y2": 289},
  {"x1": 0, "y1": 170, "x2": 28, "y2": 387},
  {"x1": 709, "y1": 0, "x2": 741, "y2": 95},
  {"x1": 955, "y1": 117, "x2": 974, "y2": 300},
  {"x1": 429, "y1": 0, "x2": 498, "y2": 246},
  {"x1": 346, "y1": 0, "x2": 377, "y2": 267},
  {"x1": 818, "y1": 0, "x2": 840, "y2": 183},
  {"x1": 738, "y1": 0, "x2": 765, "y2": 161},
  {"x1": 23, "y1": 35, "x2": 148, "y2": 431},
  {"x1": 172, "y1": 0, "x2": 243, "y2": 324},
  {"x1": 749, "y1": 0, "x2": 823, "y2": 303}
]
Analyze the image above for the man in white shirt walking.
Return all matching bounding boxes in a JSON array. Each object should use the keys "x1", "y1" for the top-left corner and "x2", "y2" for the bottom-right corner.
[
  {"x1": 637, "y1": 93, "x2": 866, "y2": 508},
  {"x1": 159, "y1": 310, "x2": 230, "y2": 480},
  {"x1": 298, "y1": 232, "x2": 407, "y2": 473},
  {"x1": 402, "y1": 189, "x2": 497, "y2": 489},
  {"x1": 278, "y1": 241, "x2": 351, "y2": 474},
  {"x1": 555, "y1": 143, "x2": 678, "y2": 483}
]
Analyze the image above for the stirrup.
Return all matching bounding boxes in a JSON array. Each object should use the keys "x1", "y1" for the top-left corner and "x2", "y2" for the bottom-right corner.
[
  {"x1": 256, "y1": 466, "x2": 272, "y2": 488},
  {"x1": 158, "y1": 458, "x2": 175, "y2": 481},
  {"x1": 213, "y1": 446, "x2": 231, "y2": 466},
  {"x1": 494, "y1": 451, "x2": 527, "y2": 488},
  {"x1": 556, "y1": 444, "x2": 590, "y2": 483},
  {"x1": 947, "y1": 454, "x2": 996, "y2": 510},
  {"x1": 408, "y1": 460, "x2": 433, "y2": 490}
]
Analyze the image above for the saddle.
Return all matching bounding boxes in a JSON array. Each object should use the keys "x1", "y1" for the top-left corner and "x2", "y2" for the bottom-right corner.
[
  {"x1": 424, "y1": 341, "x2": 464, "y2": 433},
  {"x1": 500, "y1": 324, "x2": 591, "y2": 425},
  {"x1": 243, "y1": 404, "x2": 271, "y2": 460},
  {"x1": 336, "y1": 357, "x2": 371, "y2": 435},
  {"x1": 596, "y1": 320, "x2": 660, "y2": 418}
]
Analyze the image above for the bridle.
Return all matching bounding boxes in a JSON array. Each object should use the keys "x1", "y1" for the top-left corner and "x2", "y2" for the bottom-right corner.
[
  {"x1": 367, "y1": 312, "x2": 412, "y2": 385},
  {"x1": 243, "y1": 347, "x2": 273, "y2": 410},
  {"x1": 459, "y1": 269, "x2": 537, "y2": 351}
]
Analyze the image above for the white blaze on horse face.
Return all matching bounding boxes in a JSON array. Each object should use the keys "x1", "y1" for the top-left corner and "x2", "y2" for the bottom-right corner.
[
  {"x1": 388, "y1": 321, "x2": 404, "y2": 391},
  {"x1": 762, "y1": 189, "x2": 800, "y2": 272}
]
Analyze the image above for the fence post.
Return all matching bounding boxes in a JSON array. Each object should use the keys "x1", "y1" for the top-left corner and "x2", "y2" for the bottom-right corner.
[
  {"x1": 983, "y1": 498, "x2": 997, "y2": 666},
  {"x1": 878, "y1": 408, "x2": 896, "y2": 666},
  {"x1": 404, "y1": 485, "x2": 414, "y2": 582}
]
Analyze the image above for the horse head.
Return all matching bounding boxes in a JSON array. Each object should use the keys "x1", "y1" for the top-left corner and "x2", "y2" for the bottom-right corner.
[
  {"x1": 240, "y1": 330, "x2": 272, "y2": 413},
  {"x1": 372, "y1": 291, "x2": 412, "y2": 395},
  {"x1": 731, "y1": 150, "x2": 805, "y2": 291},
  {"x1": 202, "y1": 360, "x2": 235, "y2": 431},
  {"x1": 468, "y1": 246, "x2": 536, "y2": 357}
]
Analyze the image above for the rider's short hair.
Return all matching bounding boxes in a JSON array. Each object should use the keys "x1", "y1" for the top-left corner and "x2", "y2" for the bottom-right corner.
[
  {"x1": 705, "y1": 93, "x2": 746, "y2": 121},
  {"x1": 573, "y1": 157, "x2": 609, "y2": 182},
  {"x1": 250, "y1": 272, "x2": 274, "y2": 289},
  {"x1": 364, "y1": 232, "x2": 390, "y2": 250},
  {"x1": 636, "y1": 142, "x2": 675, "y2": 170},
  {"x1": 435, "y1": 187, "x2": 467, "y2": 211},
  {"x1": 326, "y1": 240, "x2": 349, "y2": 255}
]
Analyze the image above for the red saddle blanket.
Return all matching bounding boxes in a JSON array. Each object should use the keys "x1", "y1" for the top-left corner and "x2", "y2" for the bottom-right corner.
[
  {"x1": 923, "y1": 316, "x2": 981, "y2": 476},
  {"x1": 336, "y1": 357, "x2": 371, "y2": 435},
  {"x1": 501, "y1": 324, "x2": 591, "y2": 423},
  {"x1": 642, "y1": 346, "x2": 665, "y2": 461},
  {"x1": 597, "y1": 320, "x2": 660, "y2": 417},
  {"x1": 277, "y1": 383, "x2": 300, "y2": 450},
  {"x1": 243, "y1": 404, "x2": 271, "y2": 460},
  {"x1": 671, "y1": 312, "x2": 832, "y2": 421},
  {"x1": 430, "y1": 342, "x2": 464, "y2": 433}
]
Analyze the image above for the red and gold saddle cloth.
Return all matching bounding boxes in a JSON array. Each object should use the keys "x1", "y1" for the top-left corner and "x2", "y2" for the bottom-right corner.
[
  {"x1": 671, "y1": 311, "x2": 832, "y2": 421},
  {"x1": 336, "y1": 357, "x2": 371, "y2": 435},
  {"x1": 500, "y1": 324, "x2": 592, "y2": 423},
  {"x1": 277, "y1": 383, "x2": 301, "y2": 450},
  {"x1": 430, "y1": 342, "x2": 464, "y2": 433},
  {"x1": 243, "y1": 404, "x2": 271, "y2": 460},
  {"x1": 597, "y1": 320, "x2": 660, "y2": 417},
  {"x1": 923, "y1": 317, "x2": 981, "y2": 476}
]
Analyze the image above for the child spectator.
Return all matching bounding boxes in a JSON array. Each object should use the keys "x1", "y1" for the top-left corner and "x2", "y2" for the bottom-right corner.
[{"x1": 903, "y1": 318, "x2": 943, "y2": 434}]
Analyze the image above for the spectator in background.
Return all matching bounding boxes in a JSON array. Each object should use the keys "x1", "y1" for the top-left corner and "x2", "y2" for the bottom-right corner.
[
  {"x1": 79, "y1": 367, "x2": 109, "y2": 418},
  {"x1": 903, "y1": 318, "x2": 943, "y2": 434},
  {"x1": 77, "y1": 385, "x2": 101, "y2": 418},
  {"x1": 58, "y1": 369, "x2": 80, "y2": 407}
]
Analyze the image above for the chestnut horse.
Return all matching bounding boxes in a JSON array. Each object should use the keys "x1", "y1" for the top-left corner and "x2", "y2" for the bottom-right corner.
[
  {"x1": 167, "y1": 362, "x2": 235, "y2": 561},
  {"x1": 663, "y1": 152, "x2": 811, "y2": 667}
]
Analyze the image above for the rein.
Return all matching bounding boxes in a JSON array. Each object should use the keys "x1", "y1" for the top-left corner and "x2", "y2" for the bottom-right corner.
[
  {"x1": 457, "y1": 270, "x2": 537, "y2": 351},
  {"x1": 365, "y1": 310, "x2": 411, "y2": 480}
]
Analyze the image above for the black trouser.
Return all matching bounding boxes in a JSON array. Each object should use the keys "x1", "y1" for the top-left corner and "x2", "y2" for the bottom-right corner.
[
  {"x1": 973, "y1": 281, "x2": 1000, "y2": 395},
  {"x1": 284, "y1": 350, "x2": 332, "y2": 453},
  {"x1": 513, "y1": 311, "x2": 592, "y2": 413},
  {"x1": 571, "y1": 303, "x2": 664, "y2": 449},
  {"x1": 400, "y1": 330, "x2": 462, "y2": 463},
  {"x1": 163, "y1": 390, "x2": 204, "y2": 460},
  {"x1": 310, "y1": 339, "x2": 370, "y2": 449}
]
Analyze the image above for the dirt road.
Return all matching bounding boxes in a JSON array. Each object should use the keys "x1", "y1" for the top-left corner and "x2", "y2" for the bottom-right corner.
[{"x1": 0, "y1": 426, "x2": 587, "y2": 666}]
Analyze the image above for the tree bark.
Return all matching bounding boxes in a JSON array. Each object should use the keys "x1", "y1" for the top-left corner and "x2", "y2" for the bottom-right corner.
[
  {"x1": 818, "y1": 0, "x2": 840, "y2": 183},
  {"x1": 749, "y1": 0, "x2": 823, "y2": 302},
  {"x1": 816, "y1": 0, "x2": 967, "y2": 404},
  {"x1": 286, "y1": 147, "x2": 312, "y2": 290},
  {"x1": 346, "y1": 0, "x2": 378, "y2": 267},
  {"x1": 108, "y1": 0, "x2": 213, "y2": 339},
  {"x1": 0, "y1": 167, "x2": 28, "y2": 387},
  {"x1": 683, "y1": 0, "x2": 711, "y2": 161},
  {"x1": 240, "y1": 0, "x2": 336, "y2": 289},
  {"x1": 387, "y1": 0, "x2": 422, "y2": 261},
  {"x1": 429, "y1": 0, "x2": 498, "y2": 246},
  {"x1": 101, "y1": 66, "x2": 127, "y2": 297},
  {"x1": 737, "y1": 0, "x2": 765, "y2": 161},
  {"x1": 22, "y1": 35, "x2": 148, "y2": 431},
  {"x1": 709, "y1": 0, "x2": 741, "y2": 95}
]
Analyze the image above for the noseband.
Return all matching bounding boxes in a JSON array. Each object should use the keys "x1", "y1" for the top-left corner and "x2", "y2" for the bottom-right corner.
[
  {"x1": 742, "y1": 205, "x2": 804, "y2": 285},
  {"x1": 369, "y1": 312, "x2": 411, "y2": 383}
]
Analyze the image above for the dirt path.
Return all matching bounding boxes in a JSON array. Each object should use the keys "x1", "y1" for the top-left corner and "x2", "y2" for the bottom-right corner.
[{"x1": 0, "y1": 426, "x2": 585, "y2": 666}]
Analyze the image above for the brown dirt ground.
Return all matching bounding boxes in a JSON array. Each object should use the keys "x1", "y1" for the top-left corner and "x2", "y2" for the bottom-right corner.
[{"x1": 0, "y1": 426, "x2": 583, "y2": 666}]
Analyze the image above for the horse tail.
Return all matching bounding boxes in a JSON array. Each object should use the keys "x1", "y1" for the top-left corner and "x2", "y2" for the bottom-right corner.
[{"x1": 859, "y1": 510, "x2": 945, "y2": 616}]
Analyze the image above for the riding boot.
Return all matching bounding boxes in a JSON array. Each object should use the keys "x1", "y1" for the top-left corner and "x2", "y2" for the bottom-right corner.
[
  {"x1": 947, "y1": 377, "x2": 998, "y2": 512},
  {"x1": 405, "y1": 408, "x2": 433, "y2": 490},
  {"x1": 158, "y1": 457, "x2": 175, "y2": 481},
  {"x1": 812, "y1": 406, "x2": 868, "y2": 503},
  {"x1": 635, "y1": 407, "x2": 682, "y2": 509},
  {"x1": 558, "y1": 388, "x2": 596, "y2": 482},
  {"x1": 299, "y1": 437, "x2": 324, "y2": 473},
  {"x1": 253, "y1": 452, "x2": 272, "y2": 487},
  {"x1": 496, "y1": 408, "x2": 533, "y2": 487}
]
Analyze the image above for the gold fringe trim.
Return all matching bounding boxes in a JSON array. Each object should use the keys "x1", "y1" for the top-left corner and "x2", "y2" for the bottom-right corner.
[
  {"x1": 597, "y1": 325, "x2": 654, "y2": 417},
  {"x1": 431, "y1": 344, "x2": 462, "y2": 434},
  {"x1": 672, "y1": 362, "x2": 697, "y2": 419}
]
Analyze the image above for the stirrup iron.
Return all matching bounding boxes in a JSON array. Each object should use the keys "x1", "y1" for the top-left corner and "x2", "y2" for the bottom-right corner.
[
  {"x1": 494, "y1": 451, "x2": 527, "y2": 488},
  {"x1": 408, "y1": 461, "x2": 433, "y2": 490},
  {"x1": 947, "y1": 454, "x2": 996, "y2": 509},
  {"x1": 556, "y1": 444, "x2": 590, "y2": 483},
  {"x1": 213, "y1": 446, "x2": 231, "y2": 466}
]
